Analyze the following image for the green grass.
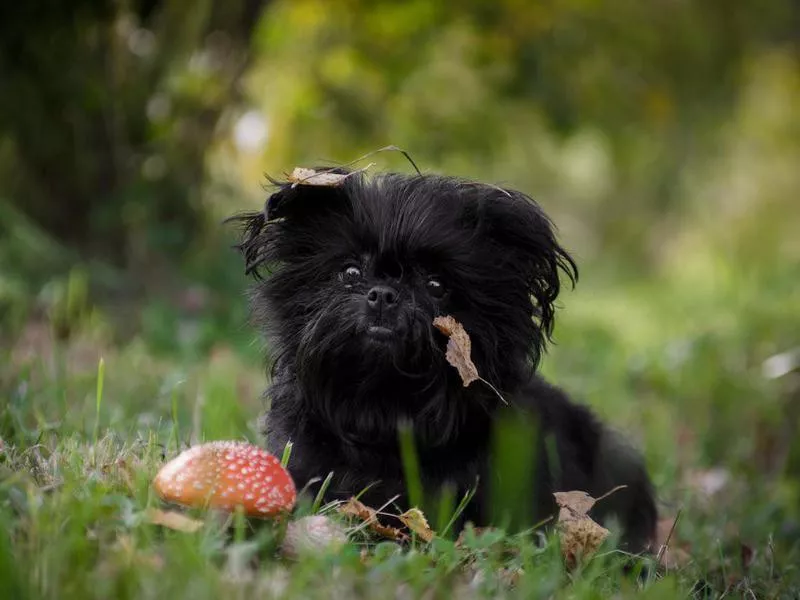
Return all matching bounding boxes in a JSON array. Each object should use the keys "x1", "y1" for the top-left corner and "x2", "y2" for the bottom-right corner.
[{"x1": 2, "y1": 263, "x2": 799, "y2": 599}]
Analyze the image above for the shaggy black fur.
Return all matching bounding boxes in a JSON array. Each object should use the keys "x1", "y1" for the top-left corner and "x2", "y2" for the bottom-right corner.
[{"x1": 234, "y1": 170, "x2": 657, "y2": 551}]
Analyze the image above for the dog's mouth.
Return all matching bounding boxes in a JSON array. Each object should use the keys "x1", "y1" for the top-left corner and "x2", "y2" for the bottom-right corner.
[{"x1": 365, "y1": 325, "x2": 396, "y2": 342}]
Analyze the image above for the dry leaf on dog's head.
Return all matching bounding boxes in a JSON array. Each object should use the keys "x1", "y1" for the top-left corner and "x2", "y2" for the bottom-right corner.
[
  {"x1": 433, "y1": 315, "x2": 479, "y2": 387},
  {"x1": 288, "y1": 167, "x2": 348, "y2": 187}
]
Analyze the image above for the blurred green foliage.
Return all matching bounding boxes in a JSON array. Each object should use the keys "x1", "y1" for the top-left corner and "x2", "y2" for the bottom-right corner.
[
  {"x1": 241, "y1": 0, "x2": 799, "y2": 271},
  {"x1": 0, "y1": 0, "x2": 263, "y2": 265},
  {"x1": 2, "y1": 0, "x2": 798, "y2": 275}
]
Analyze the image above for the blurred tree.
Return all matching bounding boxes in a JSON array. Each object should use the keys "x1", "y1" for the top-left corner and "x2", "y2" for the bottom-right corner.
[{"x1": 0, "y1": 0, "x2": 268, "y2": 264}]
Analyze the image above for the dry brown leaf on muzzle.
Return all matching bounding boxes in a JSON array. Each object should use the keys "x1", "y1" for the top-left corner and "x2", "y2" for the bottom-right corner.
[
  {"x1": 432, "y1": 315, "x2": 480, "y2": 387},
  {"x1": 433, "y1": 315, "x2": 508, "y2": 404}
]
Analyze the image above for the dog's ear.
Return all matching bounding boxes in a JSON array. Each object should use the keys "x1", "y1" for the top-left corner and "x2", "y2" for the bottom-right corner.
[
  {"x1": 477, "y1": 187, "x2": 578, "y2": 342},
  {"x1": 230, "y1": 168, "x2": 355, "y2": 278}
]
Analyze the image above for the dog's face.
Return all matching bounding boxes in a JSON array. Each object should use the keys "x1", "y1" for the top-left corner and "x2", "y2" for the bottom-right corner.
[{"x1": 236, "y1": 172, "x2": 576, "y2": 441}]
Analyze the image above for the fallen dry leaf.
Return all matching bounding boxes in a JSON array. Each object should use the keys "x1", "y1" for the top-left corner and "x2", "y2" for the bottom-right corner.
[
  {"x1": 433, "y1": 316, "x2": 479, "y2": 387},
  {"x1": 288, "y1": 167, "x2": 348, "y2": 187},
  {"x1": 398, "y1": 508, "x2": 435, "y2": 543},
  {"x1": 337, "y1": 497, "x2": 375, "y2": 522},
  {"x1": 554, "y1": 490, "x2": 597, "y2": 521},
  {"x1": 145, "y1": 507, "x2": 204, "y2": 533},
  {"x1": 554, "y1": 490, "x2": 609, "y2": 569},
  {"x1": 337, "y1": 497, "x2": 407, "y2": 542},
  {"x1": 559, "y1": 519, "x2": 610, "y2": 570}
]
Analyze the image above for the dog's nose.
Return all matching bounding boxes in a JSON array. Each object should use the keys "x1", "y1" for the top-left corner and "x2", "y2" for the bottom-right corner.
[{"x1": 366, "y1": 285, "x2": 398, "y2": 312}]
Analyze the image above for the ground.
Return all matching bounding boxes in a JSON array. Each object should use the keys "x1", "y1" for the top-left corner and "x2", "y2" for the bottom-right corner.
[{"x1": 1, "y1": 270, "x2": 799, "y2": 599}]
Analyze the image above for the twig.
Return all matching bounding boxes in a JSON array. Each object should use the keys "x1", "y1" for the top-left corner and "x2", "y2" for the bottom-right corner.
[
  {"x1": 594, "y1": 484, "x2": 628, "y2": 504},
  {"x1": 478, "y1": 377, "x2": 509, "y2": 405},
  {"x1": 291, "y1": 144, "x2": 422, "y2": 183},
  {"x1": 656, "y1": 508, "x2": 682, "y2": 567},
  {"x1": 347, "y1": 494, "x2": 403, "y2": 537}
]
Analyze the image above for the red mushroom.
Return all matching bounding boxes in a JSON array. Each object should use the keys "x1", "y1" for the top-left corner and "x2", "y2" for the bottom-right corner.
[{"x1": 152, "y1": 441, "x2": 296, "y2": 517}]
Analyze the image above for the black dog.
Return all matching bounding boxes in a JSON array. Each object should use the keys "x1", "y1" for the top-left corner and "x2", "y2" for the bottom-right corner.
[{"x1": 235, "y1": 170, "x2": 657, "y2": 551}]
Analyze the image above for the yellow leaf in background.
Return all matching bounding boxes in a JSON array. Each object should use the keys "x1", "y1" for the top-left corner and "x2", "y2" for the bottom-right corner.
[{"x1": 398, "y1": 508, "x2": 435, "y2": 542}]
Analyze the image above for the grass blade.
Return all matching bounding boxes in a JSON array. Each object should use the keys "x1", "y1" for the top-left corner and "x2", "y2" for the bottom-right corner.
[
  {"x1": 311, "y1": 471, "x2": 335, "y2": 514},
  {"x1": 281, "y1": 440, "x2": 294, "y2": 468},
  {"x1": 398, "y1": 421, "x2": 424, "y2": 509},
  {"x1": 440, "y1": 483, "x2": 477, "y2": 538},
  {"x1": 93, "y1": 357, "x2": 105, "y2": 448}
]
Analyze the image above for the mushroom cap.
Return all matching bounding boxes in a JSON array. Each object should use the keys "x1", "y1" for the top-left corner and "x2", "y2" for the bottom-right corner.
[{"x1": 152, "y1": 441, "x2": 296, "y2": 517}]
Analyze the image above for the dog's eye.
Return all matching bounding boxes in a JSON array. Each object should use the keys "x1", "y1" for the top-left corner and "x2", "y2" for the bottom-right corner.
[
  {"x1": 426, "y1": 277, "x2": 445, "y2": 298},
  {"x1": 342, "y1": 265, "x2": 362, "y2": 281}
]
